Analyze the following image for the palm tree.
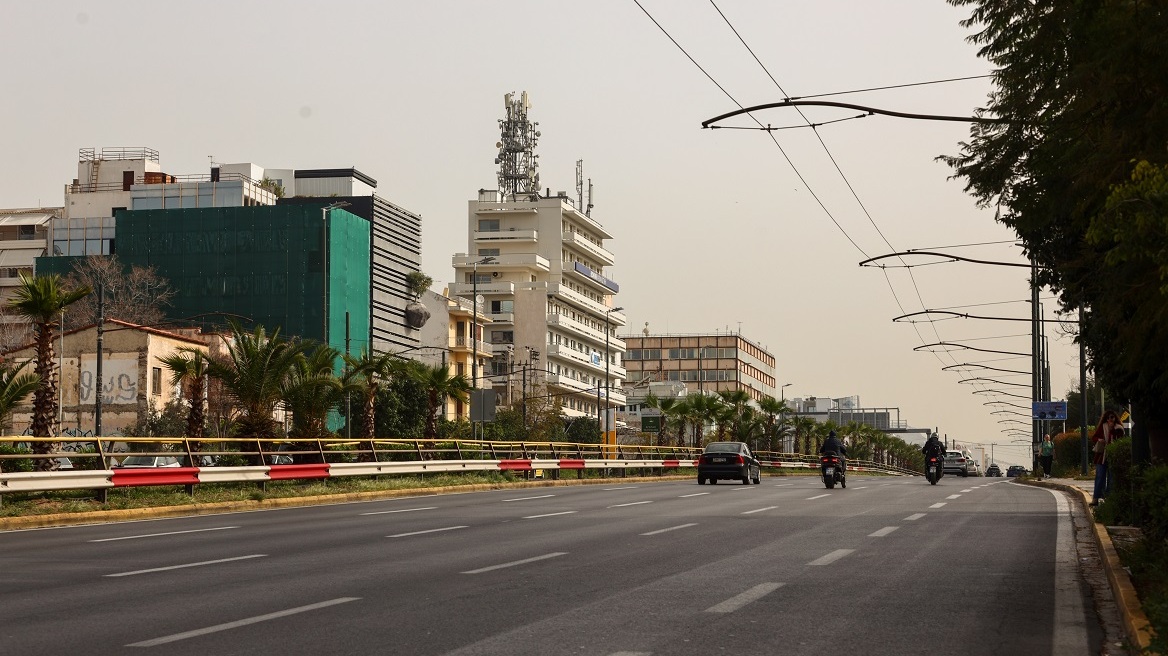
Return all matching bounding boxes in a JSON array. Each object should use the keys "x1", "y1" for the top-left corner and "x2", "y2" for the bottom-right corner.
[
  {"x1": 792, "y1": 416, "x2": 817, "y2": 455},
  {"x1": 158, "y1": 348, "x2": 210, "y2": 451},
  {"x1": 686, "y1": 393, "x2": 724, "y2": 448},
  {"x1": 206, "y1": 322, "x2": 308, "y2": 441},
  {"x1": 283, "y1": 345, "x2": 344, "y2": 440},
  {"x1": 0, "y1": 361, "x2": 39, "y2": 430},
  {"x1": 7, "y1": 273, "x2": 90, "y2": 470},
  {"x1": 757, "y1": 397, "x2": 788, "y2": 453},
  {"x1": 642, "y1": 392, "x2": 678, "y2": 447},
  {"x1": 344, "y1": 350, "x2": 401, "y2": 448},
  {"x1": 414, "y1": 363, "x2": 472, "y2": 441}
]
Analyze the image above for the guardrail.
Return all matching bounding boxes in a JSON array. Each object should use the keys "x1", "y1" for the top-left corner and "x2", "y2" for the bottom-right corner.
[{"x1": 0, "y1": 436, "x2": 918, "y2": 504}]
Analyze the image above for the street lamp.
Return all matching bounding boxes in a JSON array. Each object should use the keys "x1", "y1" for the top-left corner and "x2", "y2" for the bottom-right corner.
[
  {"x1": 470, "y1": 255, "x2": 496, "y2": 440},
  {"x1": 603, "y1": 306, "x2": 623, "y2": 444}
]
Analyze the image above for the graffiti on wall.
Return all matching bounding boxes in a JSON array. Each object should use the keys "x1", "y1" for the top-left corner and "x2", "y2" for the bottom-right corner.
[{"x1": 79, "y1": 359, "x2": 138, "y2": 405}]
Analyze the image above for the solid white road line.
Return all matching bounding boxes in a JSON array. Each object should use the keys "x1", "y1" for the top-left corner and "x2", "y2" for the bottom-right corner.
[
  {"x1": 929, "y1": 502, "x2": 947, "y2": 509},
  {"x1": 608, "y1": 501, "x2": 653, "y2": 508},
  {"x1": 679, "y1": 492, "x2": 709, "y2": 498},
  {"x1": 126, "y1": 597, "x2": 359, "y2": 647},
  {"x1": 641, "y1": 523, "x2": 698, "y2": 536},
  {"x1": 462, "y1": 552, "x2": 567, "y2": 574},
  {"x1": 523, "y1": 511, "x2": 577, "y2": 519},
  {"x1": 602, "y1": 486, "x2": 640, "y2": 491},
  {"x1": 106, "y1": 554, "x2": 266, "y2": 578},
  {"x1": 946, "y1": 494, "x2": 962, "y2": 499},
  {"x1": 869, "y1": 526, "x2": 899, "y2": 537},
  {"x1": 388, "y1": 526, "x2": 468, "y2": 538},
  {"x1": 89, "y1": 526, "x2": 238, "y2": 542},
  {"x1": 808, "y1": 549, "x2": 854, "y2": 566},
  {"x1": 774, "y1": 483, "x2": 794, "y2": 487},
  {"x1": 807, "y1": 494, "x2": 831, "y2": 500},
  {"x1": 360, "y1": 507, "x2": 436, "y2": 516},
  {"x1": 705, "y1": 582, "x2": 784, "y2": 613},
  {"x1": 742, "y1": 506, "x2": 778, "y2": 515},
  {"x1": 1046, "y1": 488, "x2": 1090, "y2": 653},
  {"x1": 904, "y1": 513, "x2": 927, "y2": 521},
  {"x1": 852, "y1": 486, "x2": 869, "y2": 490},
  {"x1": 502, "y1": 494, "x2": 556, "y2": 502},
  {"x1": 608, "y1": 652, "x2": 651, "y2": 656}
]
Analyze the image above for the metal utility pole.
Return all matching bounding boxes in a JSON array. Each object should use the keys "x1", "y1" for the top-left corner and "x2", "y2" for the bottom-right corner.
[
  {"x1": 470, "y1": 256, "x2": 495, "y2": 440},
  {"x1": 95, "y1": 284, "x2": 104, "y2": 437}
]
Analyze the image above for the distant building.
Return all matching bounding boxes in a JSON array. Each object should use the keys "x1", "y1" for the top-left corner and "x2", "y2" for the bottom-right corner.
[
  {"x1": 450, "y1": 94, "x2": 624, "y2": 424},
  {"x1": 0, "y1": 206, "x2": 55, "y2": 317},
  {"x1": 39, "y1": 148, "x2": 423, "y2": 356},
  {"x1": 621, "y1": 332, "x2": 777, "y2": 404},
  {"x1": 416, "y1": 288, "x2": 494, "y2": 421},
  {"x1": 5, "y1": 319, "x2": 209, "y2": 436}
]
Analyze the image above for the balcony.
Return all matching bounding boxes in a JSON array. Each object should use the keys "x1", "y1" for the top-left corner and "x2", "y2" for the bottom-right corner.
[
  {"x1": 475, "y1": 228, "x2": 538, "y2": 243},
  {"x1": 546, "y1": 343, "x2": 627, "y2": 378},
  {"x1": 562, "y1": 231, "x2": 614, "y2": 266},
  {"x1": 449, "y1": 336, "x2": 493, "y2": 354},
  {"x1": 453, "y1": 253, "x2": 550, "y2": 272},
  {"x1": 448, "y1": 281, "x2": 515, "y2": 297},
  {"x1": 547, "y1": 283, "x2": 619, "y2": 321},
  {"x1": 544, "y1": 373, "x2": 594, "y2": 395},
  {"x1": 487, "y1": 312, "x2": 514, "y2": 324},
  {"x1": 547, "y1": 313, "x2": 626, "y2": 351},
  {"x1": 566, "y1": 261, "x2": 619, "y2": 294}
]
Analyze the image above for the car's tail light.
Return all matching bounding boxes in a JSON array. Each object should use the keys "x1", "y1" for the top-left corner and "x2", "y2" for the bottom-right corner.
[{"x1": 735, "y1": 455, "x2": 744, "y2": 465}]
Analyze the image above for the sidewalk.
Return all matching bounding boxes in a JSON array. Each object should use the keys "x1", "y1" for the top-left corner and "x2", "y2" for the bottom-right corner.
[{"x1": 1026, "y1": 476, "x2": 1153, "y2": 653}]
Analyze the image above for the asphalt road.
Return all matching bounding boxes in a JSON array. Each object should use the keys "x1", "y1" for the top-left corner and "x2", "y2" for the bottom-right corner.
[{"x1": 0, "y1": 474, "x2": 1106, "y2": 655}]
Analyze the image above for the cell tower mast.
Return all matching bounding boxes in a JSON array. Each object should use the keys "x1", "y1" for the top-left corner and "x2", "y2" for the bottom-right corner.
[{"x1": 496, "y1": 91, "x2": 541, "y2": 201}]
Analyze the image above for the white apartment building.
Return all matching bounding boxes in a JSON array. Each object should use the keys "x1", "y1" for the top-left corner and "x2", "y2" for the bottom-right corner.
[{"x1": 450, "y1": 190, "x2": 626, "y2": 420}]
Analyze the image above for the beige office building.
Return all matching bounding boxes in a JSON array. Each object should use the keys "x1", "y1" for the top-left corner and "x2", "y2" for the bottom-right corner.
[{"x1": 622, "y1": 332, "x2": 777, "y2": 403}]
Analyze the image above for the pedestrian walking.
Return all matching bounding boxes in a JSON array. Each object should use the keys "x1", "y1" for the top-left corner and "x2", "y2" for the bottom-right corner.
[
  {"x1": 1090, "y1": 411, "x2": 1124, "y2": 506},
  {"x1": 1039, "y1": 434, "x2": 1055, "y2": 478}
]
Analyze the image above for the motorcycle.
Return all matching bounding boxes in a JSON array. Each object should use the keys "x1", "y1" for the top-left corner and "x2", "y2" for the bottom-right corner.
[
  {"x1": 925, "y1": 455, "x2": 943, "y2": 485},
  {"x1": 820, "y1": 453, "x2": 846, "y2": 489}
]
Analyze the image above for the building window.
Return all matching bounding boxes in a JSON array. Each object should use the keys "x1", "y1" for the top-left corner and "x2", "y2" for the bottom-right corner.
[
  {"x1": 152, "y1": 367, "x2": 162, "y2": 396},
  {"x1": 478, "y1": 248, "x2": 500, "y2": 256},
  {"x1": 478, "y1": 219, "x2": 500, "y2": 232}
]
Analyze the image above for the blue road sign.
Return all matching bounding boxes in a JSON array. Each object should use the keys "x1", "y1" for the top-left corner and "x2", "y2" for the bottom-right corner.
[{"x1": 1032, "y1": 401, "x2": 1068, "y2": 421}]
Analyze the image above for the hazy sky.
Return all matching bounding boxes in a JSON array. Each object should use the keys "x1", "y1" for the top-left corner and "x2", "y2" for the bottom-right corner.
[{"x1": 2, "y1": 1, "x2": 1078, "y2": 468}]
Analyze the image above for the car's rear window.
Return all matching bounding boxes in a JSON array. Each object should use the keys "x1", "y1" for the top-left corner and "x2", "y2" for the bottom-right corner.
[{"x1": 704, "y1": 442, "x2": 743, "y2": 453}]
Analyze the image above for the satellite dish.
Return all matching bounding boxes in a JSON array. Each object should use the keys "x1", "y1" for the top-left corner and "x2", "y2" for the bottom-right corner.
[{"x1": 496, "y1": 142, "x2": 503, "y2": 149}]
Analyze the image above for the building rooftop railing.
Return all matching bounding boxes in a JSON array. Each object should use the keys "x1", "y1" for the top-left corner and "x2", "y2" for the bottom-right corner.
[
  {"x1": 65, "y1": 172, "x2": 266, "y2": 195},
  {"x1": 79, "y1": 147, "x2": 160, "y2": 162}
]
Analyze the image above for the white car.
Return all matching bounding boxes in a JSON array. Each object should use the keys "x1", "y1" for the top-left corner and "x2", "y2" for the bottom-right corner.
[
  {"x1": 113, "y1": 455, "x2": 183, "y2": 468},
  {"x1": 942, "y1": 450, "x2": 977, "y2": 477}
]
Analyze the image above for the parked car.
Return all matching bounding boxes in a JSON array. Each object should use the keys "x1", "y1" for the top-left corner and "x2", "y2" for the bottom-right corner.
[
  {"x1": 697, "y1": 441, "x2": 761, "y2": 485},
  {"x1": 985, "y1": 463, "x2": 1002, "y2": 477},
  {"x1": 1006, "y1": 465, "x2": 1028, "y2": 477},
  {"x1": 943, "y1": 450, "x2": 976, "y2": 477},
  {"x1": 113, "y1": 455, "x2": 183, "y2": 468}
]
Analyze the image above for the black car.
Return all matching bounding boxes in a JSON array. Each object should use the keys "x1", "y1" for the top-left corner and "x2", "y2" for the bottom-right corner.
[
  {"x1": 697, "y1": 441, "x2": 761, "y2": 485},
  {"x1": 985, "y1": 463, "x2": 1002, "y2": 477},
  {"x1": 1006, "y1": 465, "x2": 1028, "y2": 477}
]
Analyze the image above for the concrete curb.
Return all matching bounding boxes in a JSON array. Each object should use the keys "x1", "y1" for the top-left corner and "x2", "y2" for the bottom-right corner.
[
  {"x1": 1027, "y1": 478, "x2": 1155, "y2": 653},
  {"x1": 0, "y1": 474, "x2": 702, "y2": 531}
]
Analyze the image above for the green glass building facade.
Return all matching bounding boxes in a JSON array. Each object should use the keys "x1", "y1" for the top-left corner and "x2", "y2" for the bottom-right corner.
[{"x1": 40, "y1": 204, "x2": 371, "y2": 354}]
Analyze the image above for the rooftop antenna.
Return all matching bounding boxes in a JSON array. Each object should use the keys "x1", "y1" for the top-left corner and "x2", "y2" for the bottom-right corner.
[
  {"x1": 587, "y1": 178, "x2": 594, "y2": 217},
  {"x1": 643, "y1": 321, "x2": 649, "y2": 337},
  {"x1": 496, "y1": 91, "x2": 541, "y2": 201},
  {"x1": 576, "y1": 160, "x2": 584, "y2": 210},
  {"x1": 208, "y1": 155, "x2": 217, "y2": 168}
]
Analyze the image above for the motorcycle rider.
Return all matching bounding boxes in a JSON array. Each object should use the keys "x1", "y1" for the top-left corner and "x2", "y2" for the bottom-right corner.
[
  {"x1": 922, "y1": 432, "x2": 946, "y2": 480},
  {"x1": 819, "y1": 430, "x2": 848, "y2": 481}
]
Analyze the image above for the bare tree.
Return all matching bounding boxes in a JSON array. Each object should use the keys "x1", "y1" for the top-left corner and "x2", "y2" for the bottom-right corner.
[{"x1": 62, "y1": 255, "x2": 175, "y2": 326}]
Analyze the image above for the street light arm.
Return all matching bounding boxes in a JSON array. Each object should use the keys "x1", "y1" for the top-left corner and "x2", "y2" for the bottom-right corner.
[
  {"x1": 858, "y1": 251, "x2": 1030, "y2": 269},
  {"x1": 701, "y1": 100, "x2": 1008, "y2": 129}
]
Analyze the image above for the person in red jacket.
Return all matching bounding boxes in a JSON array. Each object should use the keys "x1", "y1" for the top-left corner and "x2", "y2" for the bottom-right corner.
[{"x1": 1090, "y1": 411, "x2": 1124, "y2": 506}]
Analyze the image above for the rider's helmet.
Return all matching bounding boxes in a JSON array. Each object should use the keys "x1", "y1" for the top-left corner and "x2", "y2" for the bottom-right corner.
[{"x1": 828, "y1": 430, "x2": 837, "y2": 439}]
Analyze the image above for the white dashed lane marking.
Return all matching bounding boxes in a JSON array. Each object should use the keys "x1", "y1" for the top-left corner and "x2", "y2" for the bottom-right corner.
[
  {"x1": 905, "y1": 513, "x2": 926, "y2": 521},
  {"x1": 705, "y1": 582, "x2": 784, "y2": 613},
  {"x1": 869, "y1": 526, "x2": 899, "y2": 537},
  {"x1": 808, "y1": 549, "x2": 854, "y2": 566}
]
